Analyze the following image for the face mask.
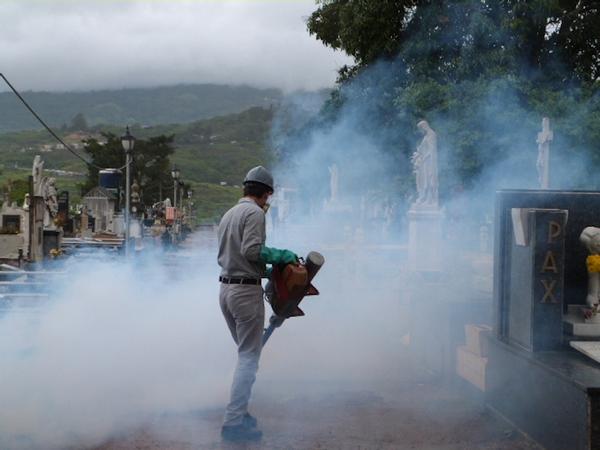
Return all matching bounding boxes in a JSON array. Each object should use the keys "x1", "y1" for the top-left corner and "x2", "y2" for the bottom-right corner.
[{"x1": 262, "y1": 203, "x2": 271, "y2": 214}]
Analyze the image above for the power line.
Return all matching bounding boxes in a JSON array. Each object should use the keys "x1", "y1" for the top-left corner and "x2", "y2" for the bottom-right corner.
[{"x1": 0, "y1": 73, "x2": 129, "y2": 171}]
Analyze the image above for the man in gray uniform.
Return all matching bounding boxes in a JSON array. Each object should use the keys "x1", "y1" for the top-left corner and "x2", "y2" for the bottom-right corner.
[{"x1": 218, "y1": 166, "x2": 297, "y2": 442}]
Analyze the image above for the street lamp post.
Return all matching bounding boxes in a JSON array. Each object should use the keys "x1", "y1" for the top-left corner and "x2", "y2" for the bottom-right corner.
[
  {"x1": 178, "y1": 180, "x2": 184, "y2": 231},
  {"x1": 187, "y1": 189, "x2": 193, "y2": 227},
  {"x1": 189, "y1": 201, "x2": 194, "y2": 227},
  {"x1": 171, "y1": 166, "x2": 180, "y2": 244},
  {"x1": 171, "y1": 166, "x2": 180, "y2": 209},
  {"x1": 179, "y1": 181, "x2": 184, "y2": 211},
  {"x1": 121, "y1": 126, "x2": 136, "y2": 257}
]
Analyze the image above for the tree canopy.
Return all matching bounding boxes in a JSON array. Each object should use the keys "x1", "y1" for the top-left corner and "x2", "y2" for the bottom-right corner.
[
  {"x1": 303, "y1": 0, "x2": 600, "y2": 201},
  {"x1": 308, "y1": 1, "x2": 600, "y2": 84},
  {"x1": 81, "y1": 133, "x2": 175, "y2": 207}
]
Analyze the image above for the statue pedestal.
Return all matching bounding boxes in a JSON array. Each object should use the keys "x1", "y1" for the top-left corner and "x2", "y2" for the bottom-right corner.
[
  {"x1": 407, "y1": 205, "x2": 443, "y2": 272},
  {"x1": 323, "y1": 199, "x2": 352, "y2": 214},
  {"x1": 565, "y1": 305, "x2": 600, "y2": 338}
]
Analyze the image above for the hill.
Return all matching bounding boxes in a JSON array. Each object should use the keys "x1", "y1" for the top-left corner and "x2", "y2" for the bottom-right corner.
[
  {"x1": 0, "y1": 89, "x2": 329, "y2": 221},
  {"x1": 0, "y1": 106, "x2": 276, "y2": 222},
  {"x1": 0, "y1": 84, "x2": 282, "y2": 133}
]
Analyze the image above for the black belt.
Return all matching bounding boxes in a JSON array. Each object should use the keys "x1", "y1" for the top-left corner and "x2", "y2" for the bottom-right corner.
[{"x1": 219, "y1": 276, "x2": 261, "y2": 285}]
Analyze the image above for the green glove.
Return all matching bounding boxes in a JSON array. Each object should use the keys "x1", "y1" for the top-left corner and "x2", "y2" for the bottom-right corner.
[{"x1": 260, "y1": 245, "x2": 298, "y2": 265}]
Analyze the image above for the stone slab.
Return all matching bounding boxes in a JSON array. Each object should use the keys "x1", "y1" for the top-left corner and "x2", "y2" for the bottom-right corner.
[
  {"x1": 571, "y1": 341, "x2": 600, "y2": 364},
  {"x1": 570, "y1": 304, "x2": 589, "y2": 315},
  {"x1": 494, "y1": 190, "x2": 600, "y2": 340},
  {"x1": 565, "y1": 314, "x2": 600, "y2": 338},
  {"x1": 465, "y1": 324, "x2": 492, "y2": 357},
  {"x1": 487, "y1": 336, "x2": 600, "y2": 450},
  {"x1": 456, "y1": 345, "x2": 487, "y2": 391},
  {"x1": 504, "y1": 208, "x2": 566, "y2": 351}
]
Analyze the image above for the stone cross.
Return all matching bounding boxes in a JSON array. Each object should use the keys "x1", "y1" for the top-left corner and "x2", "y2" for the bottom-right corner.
[{"x1": 536, "y1": 117, "x2": 553, "y2": 189}]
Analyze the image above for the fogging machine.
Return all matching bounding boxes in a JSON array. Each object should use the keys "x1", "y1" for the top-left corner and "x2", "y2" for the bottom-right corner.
[{"x1": 262, "y1": 251, "x2": 325, "y2": 346}]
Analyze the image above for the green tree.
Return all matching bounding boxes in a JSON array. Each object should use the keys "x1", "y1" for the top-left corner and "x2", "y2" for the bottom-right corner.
[
  {"x1": 3, "y1": 178, "x2": 29, "y2": 205},
  {"x1": 81, "y1": 132, "x2": 175, "y2": 207},
  {"x1": 69, "y1": 112, "x2": 89, "y2": 131},
  {"x1": 130, "y1": 135, "x2": 176, "y2": 206},
  {"x1": 304, "y1": 0, "x2": 600, "y2": 195},
  {"x1": 308, "y1": 1, "x2": 600, "y2": 84}
]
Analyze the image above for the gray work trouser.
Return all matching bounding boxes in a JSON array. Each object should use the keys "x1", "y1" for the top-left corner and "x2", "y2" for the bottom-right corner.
[{"x1": 219, "y1": 283, "x2": 264, "y2": 426}]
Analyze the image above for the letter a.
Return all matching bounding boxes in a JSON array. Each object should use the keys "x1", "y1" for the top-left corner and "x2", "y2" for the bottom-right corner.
[{"x1": 541, "y1": 251, "x2": 558, "y2": 273}]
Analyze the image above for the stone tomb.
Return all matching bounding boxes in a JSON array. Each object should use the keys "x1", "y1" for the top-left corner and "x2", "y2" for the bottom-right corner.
[
  {"x1": 457, "y1": 324, "x2": 492, "y2": 391},
  {"x1": 489, "y1": 189, "x2": 600, "y2": 450},
  {"x1": 504, "y1": 207, "x2": 567, "y2": 351}
]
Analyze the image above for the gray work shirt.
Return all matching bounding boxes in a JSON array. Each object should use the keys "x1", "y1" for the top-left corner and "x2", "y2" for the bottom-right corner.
[{"x1": 217, "y1": 198, "x2": 266, "y2": 279}]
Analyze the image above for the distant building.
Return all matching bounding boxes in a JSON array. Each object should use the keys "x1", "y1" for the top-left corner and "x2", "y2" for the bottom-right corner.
[
  {"x1": 0, "y1": 201, "x2": 28, "y2": 261},
  {"x1": 82, "y1": 186, "x2": 118, "y2": 234}
]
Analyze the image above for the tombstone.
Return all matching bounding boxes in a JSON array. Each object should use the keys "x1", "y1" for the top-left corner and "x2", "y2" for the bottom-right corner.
[
  {"x1": 493, "y1": 190, "x2": 600, "y2": 333},
  {"x1": 80, "y1": 208, "x2": 90, "y2": 238},
  {"x1": 0, "y1": 200, "x2": 29, "y2": 261},
  {"x1": 112, "y1": 213, "x2": 125, "y2": 236},
  {"x1": 82, "y1": 186, "x2": 117, "y2": 234},
  {"x1": 57, "y1": 191, "x2": 71, "y2": 234},
  {"x1": 43, "y1": 230, "x2": 60, "y2": 259},
  {"x1": 488, "y1": 189, "x2": 600, "y2": 450},
  {"x1": 504, "y1": 208, "x2": 567, "y2": 351}
]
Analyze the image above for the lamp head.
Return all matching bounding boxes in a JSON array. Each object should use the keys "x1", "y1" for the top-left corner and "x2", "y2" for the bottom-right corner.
[{"x1": 121, "y1": 126, "x2": 136, "y2": 153}]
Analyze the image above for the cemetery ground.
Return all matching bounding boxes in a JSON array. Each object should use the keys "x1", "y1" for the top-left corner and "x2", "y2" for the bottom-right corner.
[
  {"x1": 89, "y1": 241, "x2": 521, "y2": 449},
  {"x1": 93, "y1": 356, "x2": 540, "y2": 450}
]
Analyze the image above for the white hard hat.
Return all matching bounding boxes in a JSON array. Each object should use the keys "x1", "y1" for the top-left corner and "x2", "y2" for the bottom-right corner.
[{"x1": 243, "y1": 166, "x2": 274, "y2": 191}]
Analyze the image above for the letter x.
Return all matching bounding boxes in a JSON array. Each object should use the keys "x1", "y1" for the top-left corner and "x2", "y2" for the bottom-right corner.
[{"x1": 541, "y1": 279, "x2": 557, "y2": 303}]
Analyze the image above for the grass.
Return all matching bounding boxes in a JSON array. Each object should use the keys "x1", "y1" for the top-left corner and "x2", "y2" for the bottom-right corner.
[{"x1": 0, "y1": 106, "x2": 275, "y2": 223}]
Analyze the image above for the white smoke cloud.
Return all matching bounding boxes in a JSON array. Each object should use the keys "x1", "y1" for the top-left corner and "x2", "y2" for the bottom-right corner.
[
  {"x1": 0, "y1": 251, "x2": 232, "y2": 448},
  {"x1": 0, "y1": 228, "x2": 406, "y2": 449}
]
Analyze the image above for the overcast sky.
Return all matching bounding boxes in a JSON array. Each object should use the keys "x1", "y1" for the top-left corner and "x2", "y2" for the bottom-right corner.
[{"x1": 0, "y1": 0, "x2": 352, "y2": 93}]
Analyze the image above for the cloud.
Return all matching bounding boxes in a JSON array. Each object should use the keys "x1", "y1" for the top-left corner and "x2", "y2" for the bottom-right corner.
[{"x1": 0, "y1": 0, "x2": 351, "y2": 93}]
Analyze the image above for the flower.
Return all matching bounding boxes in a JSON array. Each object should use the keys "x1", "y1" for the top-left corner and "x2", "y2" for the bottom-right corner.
[
  {"x1": 584, "y1": 303, "x2": 600, "y2": 320},
  {"x1": 587, "y1": 255, "x2": 600, "y2": 273},
  {"x1": 49, "y1": 248, "x2": 62, "y2": 258}
]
